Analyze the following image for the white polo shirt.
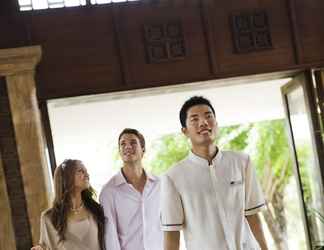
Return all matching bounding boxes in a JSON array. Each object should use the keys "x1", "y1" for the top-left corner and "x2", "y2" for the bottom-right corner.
[
  {"x1": 160, "y1": 150, "x2": 265, "y2": 250},
  {"x1": 100, "y1": 171, "x2": 163, "y2": 250}
]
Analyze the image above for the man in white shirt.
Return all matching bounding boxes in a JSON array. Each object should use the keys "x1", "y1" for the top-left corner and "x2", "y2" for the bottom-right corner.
[
  {"x1": 161, "y1": 96, "x2": 268, "y2": 250},
  {"x1": 100, "y1": 128, "x2": 163, "y2": 250}
]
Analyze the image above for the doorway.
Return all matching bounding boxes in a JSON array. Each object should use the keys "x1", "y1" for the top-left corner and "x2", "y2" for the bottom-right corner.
[{"x1": 43, "y1": 70, "x2": 324, "y2": 250}]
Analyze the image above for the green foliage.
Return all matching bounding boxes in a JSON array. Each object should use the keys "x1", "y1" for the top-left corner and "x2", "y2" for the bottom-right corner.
[
  {"x1": 296, "y1": 146, "x2": 312, "y2": 203},
  {"x1": 217, "y1": 124, "x2": 253, "y2": 151},
  {"x1": 148, "y1": 133, "x2": 190, "y2": 175},
  {"x1": 249, "y1": 120, "x2": 293, "y2": 191}
]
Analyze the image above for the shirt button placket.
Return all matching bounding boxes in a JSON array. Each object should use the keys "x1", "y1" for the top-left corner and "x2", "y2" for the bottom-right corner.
[
  {"x1": 142, "y1": 188, "x2": 147, "y2": 250},
  {"x1": 209, "y1": 164, "x2": 233, "y2": 250}
]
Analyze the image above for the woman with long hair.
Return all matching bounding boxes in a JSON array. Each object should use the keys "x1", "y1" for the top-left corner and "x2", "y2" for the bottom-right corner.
[{"x1": 31, "y1": 159, "x2": 105, "y2": 250}]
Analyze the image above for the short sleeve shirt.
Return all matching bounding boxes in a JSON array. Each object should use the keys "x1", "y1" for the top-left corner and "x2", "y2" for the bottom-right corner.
[{"x1": 160, "y1": 150, "x2": 265, "y2": 250}]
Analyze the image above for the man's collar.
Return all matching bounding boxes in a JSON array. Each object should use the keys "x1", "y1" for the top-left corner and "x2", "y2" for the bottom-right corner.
[
  {"x1": 188, "y1": 148, "x2": 222, "y2": 167},
  {"x1": 114, "y1": 169, "x2": 157, "y2": 186},
  {"x1": 114, "y1": 171, "x2": 127, "y2": 186},
  {"x1": 146, "y1": 172, "x2": 158, "y2": 182}
]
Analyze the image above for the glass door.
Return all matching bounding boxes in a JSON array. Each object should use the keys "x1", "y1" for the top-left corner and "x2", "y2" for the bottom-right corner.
[{"x1": 281, "y1": 71, "x2": 324, "y2": 250}]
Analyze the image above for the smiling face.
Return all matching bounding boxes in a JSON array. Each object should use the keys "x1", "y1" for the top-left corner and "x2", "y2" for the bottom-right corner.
[
  {"x1": 182, "y1": 104, "x2": 218, "y2": 147},
  {"x1": 119, "y1": 133, "x2": 144, "y2": 164},
  {"x1": 73, "y1": 161, "x2": 90, "y2": 191}
]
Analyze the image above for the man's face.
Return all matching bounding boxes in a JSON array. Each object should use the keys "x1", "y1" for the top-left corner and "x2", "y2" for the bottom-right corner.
[
  {"x1": 119, "y1": 133, "x2": 144, "y2": 163},
  {"x1": 182, "y1": 104, "x2": 218, "y2": 146}
]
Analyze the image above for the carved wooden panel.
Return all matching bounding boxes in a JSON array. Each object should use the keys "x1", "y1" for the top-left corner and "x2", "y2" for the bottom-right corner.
[
  {"x1": 231, "y1": 10, "x2": 273, "y2": 53},
  {"x1": 120, "y1": 5, "x2": 211, "y2": 87},
  {"x1": 144, "y1": 21, "x2": 186, "y2": 63}
]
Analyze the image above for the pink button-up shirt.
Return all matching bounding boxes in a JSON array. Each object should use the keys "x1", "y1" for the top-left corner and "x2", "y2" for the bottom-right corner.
[{"x1": 99, "y1": 171, "x2": 163, "y2": 250}]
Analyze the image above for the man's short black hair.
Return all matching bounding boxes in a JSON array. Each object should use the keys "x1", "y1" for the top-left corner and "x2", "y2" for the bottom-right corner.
[
  {"x1": 118, "y1": 128, "x2": 146, "y2": 152},
  {"x1": 179, "y1": 96, "x2": 215, "y2": 128}
]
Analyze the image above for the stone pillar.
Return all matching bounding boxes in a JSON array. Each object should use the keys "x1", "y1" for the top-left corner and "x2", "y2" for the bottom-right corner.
[{"x1": 0, "y1": 46, "x2": 51, "y2": 248}]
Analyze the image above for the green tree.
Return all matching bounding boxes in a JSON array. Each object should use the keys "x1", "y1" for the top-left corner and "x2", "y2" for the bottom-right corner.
[
  {"x1": 149, "y1": 133, "x2": 190, "y2": 175},
  {"x1": 248, "y1": 120, "x2": 293, "y2": 250}
]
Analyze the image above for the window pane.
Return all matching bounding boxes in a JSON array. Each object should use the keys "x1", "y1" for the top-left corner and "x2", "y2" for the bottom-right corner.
[
  {"x1": 19, "y1": 0, "x2": 86, "y2": 10},
  {"x1": 18, "y1": 0, "x2": 140, "y2": 10},
  {"x1": 20, "y1": 5, "x2": 32, "y2": 10},
  {"x1": 92, "y1": 0, "x2": 111, "y2": 4},
  {"x1": 18, "y1": 0, "x2": 32, "y2": 6},
  {"x1": 65, "y1": 0, "x2": 82, "y2": 7},
  {"x1": 49, "y1": 2, "x2": 64, "y2": 7},
  {"x1": 287, "y1": 86, "x2": 324, "y2": 249},
  {"x1": 32, "y1": 0, "x2": 48, "y2": 9},
  {"x1": 48, "y1": 0, "x2": 64, "y2": 4}
]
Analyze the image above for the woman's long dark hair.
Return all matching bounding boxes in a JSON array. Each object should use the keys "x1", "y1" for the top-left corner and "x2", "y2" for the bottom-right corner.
[{"x1": 46, "y1": 159, "x2": 105, "y2": 250}]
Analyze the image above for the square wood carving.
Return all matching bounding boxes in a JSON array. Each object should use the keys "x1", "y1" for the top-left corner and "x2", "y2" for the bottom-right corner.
[
  {"x1": 231, "y1": 10, "x2": 273, "y2": 53},
  {"x1": 144, "y1": 21, "x2": 186, "y2": 63}
]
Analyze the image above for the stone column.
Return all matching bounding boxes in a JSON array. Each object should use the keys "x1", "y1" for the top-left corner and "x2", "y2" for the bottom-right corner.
[{"x1": 0, "y1": 46, "x2": 51, "y2": 247}]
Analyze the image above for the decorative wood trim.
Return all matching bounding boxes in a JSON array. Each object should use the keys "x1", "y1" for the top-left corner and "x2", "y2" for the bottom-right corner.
[
  {"x1": 0, "y1": 46, "x2": 41, "y2": 76},
  {"x1": 112, "y1": 4, "x2": 133, "y2": 85},
  {"x1": 199, "y1": 0, "x2": 218, "y2": 75},
  {"x1": 286, "y1": 0, "x2": 303, "y2": 64}
]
